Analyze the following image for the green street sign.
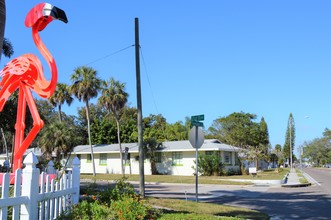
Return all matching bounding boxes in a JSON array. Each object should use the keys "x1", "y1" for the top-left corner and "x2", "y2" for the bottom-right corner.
[
  {"x1": 191, "y1": 114, "x2": 204, "y2": 127},
  {"x1": 191, "y1": 114, "x2": 204, "y2": 122},
  {"x1": 191, "y1": 121, "x2": 203, "y2": 127}
]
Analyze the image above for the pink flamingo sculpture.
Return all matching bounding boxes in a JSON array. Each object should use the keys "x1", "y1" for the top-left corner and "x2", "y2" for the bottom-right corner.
[{"x1": 0, "y1": 3, "x2": 67, "y2": 173}]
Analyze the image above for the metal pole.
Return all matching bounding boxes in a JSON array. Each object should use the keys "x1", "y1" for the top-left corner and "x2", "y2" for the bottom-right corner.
[
  {"x1": 135, "y1": 17, "x2": 145, "y2": 197},
  {"x1": 195, "y1": 126, "x2": 198, "y2": 202},
  {"x1": 300, "y1": 146, "x2": 302, "y2": 171}
]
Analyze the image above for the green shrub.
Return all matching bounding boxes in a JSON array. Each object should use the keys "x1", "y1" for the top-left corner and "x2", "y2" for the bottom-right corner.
[
  {"x1": 194, "y1": 153, "x2": 225, "y2": 176},
  {"x1": 226, "y1": 168, "x2": 240, "y2": 176},
  {"x1": 110, "y1": 194, "x2": 151, "y2": 220},
  {"x1": 58, "y1": 200, "x2": 114, "y2": 220},
  {"x1": 61, "y1": 177, "x2": 158, "y2": 219},
  {"x1": 97, "y1": 177, "x2": 136, "y2": 206}
]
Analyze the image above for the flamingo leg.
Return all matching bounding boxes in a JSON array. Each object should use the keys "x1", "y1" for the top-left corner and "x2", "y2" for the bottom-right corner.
[
  {"x1": 13, "y1": 83, "x2": 27, "y2": 171},
  {"x1": 13, "y1": 83, "x2": 44, "y2": 171}
]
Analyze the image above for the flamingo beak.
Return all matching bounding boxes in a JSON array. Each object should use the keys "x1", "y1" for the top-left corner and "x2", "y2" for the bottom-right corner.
[{"x1": 50, "y1": 6, "x2": 68, "y2": 23}]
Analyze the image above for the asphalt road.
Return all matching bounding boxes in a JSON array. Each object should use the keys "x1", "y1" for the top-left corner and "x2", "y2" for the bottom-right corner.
[
  {"x1": 144, "y1": 169, "x2": 331, "y2": 220},
  {"x1": 303, "y1": 167, "x2": 331, "y2": 195},
  {"x1": 81, "y1": 169, "x2": 331, "y2": 219}
]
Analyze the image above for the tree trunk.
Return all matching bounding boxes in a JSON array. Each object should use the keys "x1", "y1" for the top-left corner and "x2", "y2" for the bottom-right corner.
[
  {"x1": 58, "y1": 104, "x2": 62, "y2": 122},
  {"x1": 0, "y1": 0, "x2": 5, "y2": 61},
  {"x1": 151, "y1": 160, "x2": 157, "y2": 175},
  {"x1": 86, "y1": 100, "x2": 96, "y2": 176},
  {"x1": 115, "y1": 118, "x2": 124, "y2": 176}
]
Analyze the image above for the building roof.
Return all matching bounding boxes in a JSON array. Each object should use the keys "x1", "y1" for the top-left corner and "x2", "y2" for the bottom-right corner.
[{"x1": 72, "y1": 139, "x2": 240, "y2": 154}]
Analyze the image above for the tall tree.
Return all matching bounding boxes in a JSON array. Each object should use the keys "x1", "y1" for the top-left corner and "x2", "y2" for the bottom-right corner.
[
  {"x1": 258, "y1": 117, "x2": 270, "y2": 162},
  {"x1": 283, "y1": 113, "x2": 295, "y2": 167},
  {"x1": 274, "y1": 144, "x2": 283, "y2": 168},
  {"x1": 303, "y1": 128, "x2": 331, "y2": 166},
  {"x1": 259, "y1": 117, "x2": 269, "y2": 146},
  {"x1": 49, "y1": 83, "x2": 73, "y2": 122},
  {"x1": 165, "y1": 121, "x2": 188, "y2": 141},
  {"x1": 143, "y1": 114, "x2": 167, "y2": 141},
  {"x1": 98, "y1": 77, "x2": 128, "y2": 175},
  {"x1": 0, "y1": 0, "x2": 5, "y2": 61},
  {"x1": 70, "y1": 66, "x2": 101, "y2": 176},
  {"x1": 208, "y1": 112, "x2": 271, "y2": 168},
  {"x1": 208, "y1": 112, "x2": 260, "y2": 147}
]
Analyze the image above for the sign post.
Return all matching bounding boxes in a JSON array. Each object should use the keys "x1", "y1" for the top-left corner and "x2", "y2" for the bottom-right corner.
[{"x1": 189, "y1": 115, "x2": 204, "y2": 202}]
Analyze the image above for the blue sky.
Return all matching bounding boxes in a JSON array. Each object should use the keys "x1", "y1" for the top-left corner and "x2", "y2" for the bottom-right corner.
[{"x1": 2, "y1": 1, "x2": 331, "y2": 154}]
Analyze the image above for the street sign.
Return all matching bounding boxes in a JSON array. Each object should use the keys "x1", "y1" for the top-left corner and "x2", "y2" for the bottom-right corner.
[
  {"x1": 191, "y1": 114, "x2": 204, "y2": 122},
  {"x1": 189, "y1": 126, "x2": 204, "y2": 148},
  {"x1": 189, "y1": 124, "x2": 205, "y2": 202},
  {"x1": 191, "y1": 114, "x2": 204, "y2": 127},
  {"x1": 191, "y1": 121, "x2": 203, "y2": 127}
]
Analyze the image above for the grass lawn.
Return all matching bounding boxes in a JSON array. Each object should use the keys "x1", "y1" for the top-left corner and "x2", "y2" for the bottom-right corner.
[
  {"x1": 295, "y1": 168, "x2": 309, "y2": 184},
  {"x1": 147, "y1": 198, "x2": 269, "y2": 220},
  {"x1": 218, "y1": 168, "x2": 289, "y2": 180},
  {"x1": 80, "y1": 168, "x2": 289, "y2": 185}
]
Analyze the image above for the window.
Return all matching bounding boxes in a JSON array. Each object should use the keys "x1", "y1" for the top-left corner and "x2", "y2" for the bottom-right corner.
[
  {"x1": 86, "y1": 154, "x2": 92, "y2": 163},
  {"x1": 224, "y1": 152, "x2": 232, "y2": 164},
  {"x1": 76, "y1": 154, "x2": 81, "y2": 160},
  {"x1": 155, "y1": 152, "x2": 162, "y2": 163},
  {"x1": 99, "y1": 154, "x2": 107, "y2": 165},
  {"x1": 172, "y1": 152, "x2": 183, "y2": 166}
]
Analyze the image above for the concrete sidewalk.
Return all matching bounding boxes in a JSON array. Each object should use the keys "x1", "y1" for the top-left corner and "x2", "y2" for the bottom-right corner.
[{"x1": 281, "y1": 169, "x2": 311, "y2": 187}]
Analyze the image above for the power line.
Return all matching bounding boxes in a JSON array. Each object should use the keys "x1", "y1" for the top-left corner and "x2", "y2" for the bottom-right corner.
[
  {"x1": 139, "y1": 47, "x2": 159, "y2": 114},
  {"x1": 140, "y1": 47, "x2": 172, "y2": 142},
  {"x1": 85, "y1": 45, "x2": 134, "y2": 66}
]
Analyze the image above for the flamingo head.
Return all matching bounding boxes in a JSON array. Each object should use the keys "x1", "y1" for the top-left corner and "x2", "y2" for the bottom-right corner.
[{"x1": 25, "y1": 3, "x2": 68, "y2": 31}]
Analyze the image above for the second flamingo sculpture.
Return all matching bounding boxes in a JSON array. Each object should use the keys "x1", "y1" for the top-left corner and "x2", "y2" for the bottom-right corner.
[{"x1": 0, "y1": 3, "x2": 68, "y2": 172}]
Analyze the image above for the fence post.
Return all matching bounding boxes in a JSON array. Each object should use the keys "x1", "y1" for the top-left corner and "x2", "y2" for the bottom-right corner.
[
  {"x1": 71, "y1": 156, "x2": 80, "y2": 204},
  {"x1": 20, "y1": 152, "x2": 40, "y2": 220},
  {"x1": 46, "y1": 160, "x2": 55, "y2": 174}
]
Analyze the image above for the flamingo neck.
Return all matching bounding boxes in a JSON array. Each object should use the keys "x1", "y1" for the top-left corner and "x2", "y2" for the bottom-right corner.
[{"x1": 32, "y1": 26, "x2": 58, "y2": 97}]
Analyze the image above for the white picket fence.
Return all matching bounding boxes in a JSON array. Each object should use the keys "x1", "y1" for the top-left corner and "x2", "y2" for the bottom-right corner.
[{"x1": 0, "y1": 152, "x2": 80, "y2": 220}]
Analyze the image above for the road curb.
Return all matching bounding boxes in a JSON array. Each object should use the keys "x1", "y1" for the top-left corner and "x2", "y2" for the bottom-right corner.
[{"x1": 281, "y1": 183, "x2": 312, "y2": 188}]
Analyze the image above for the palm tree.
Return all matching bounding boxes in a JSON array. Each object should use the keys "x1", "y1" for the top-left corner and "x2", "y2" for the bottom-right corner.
[
  {"x1": 70, "y1": 66, "x2": 101, "y2": 176},
  {"x1": 39, "y1": 120, "x2": 79, "y2": 165},
  {"x1": 49, "y1": 83, "x2": 73, "y2": 122},
  {"x1": 0, "y1": 0, "x2": 5, "y2": 61},
  {"x1": 98, "y1": 77, "x2": 128, "y2": 175}
]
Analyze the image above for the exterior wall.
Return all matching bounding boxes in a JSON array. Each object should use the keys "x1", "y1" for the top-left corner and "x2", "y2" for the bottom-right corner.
[
  {"x1": 124, "y1": 153, "x2": 152, "y2": 175},
  {"x1": 77, "y1": 151, "x2": 240, "y2": 176},
  {"x1": 78, "y1": 153, "x2": 152, "y2": 175},
  {"x1": 156, "y1": 151, "x2": 196, "y2": 176},
  {"x1": 79, "y1": 153, "x2": 122, "y2": 174}
]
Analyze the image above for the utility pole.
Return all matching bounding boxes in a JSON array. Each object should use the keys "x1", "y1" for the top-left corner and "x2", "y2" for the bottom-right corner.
[{"x1": 135, "y1": 17, "x2": 145, "y2": 197}]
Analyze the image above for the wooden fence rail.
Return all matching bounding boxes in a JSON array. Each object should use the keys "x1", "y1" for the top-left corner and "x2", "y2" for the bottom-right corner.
[{"x1": 0, "y1": 152, "x2": 80, "y2": 220}]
